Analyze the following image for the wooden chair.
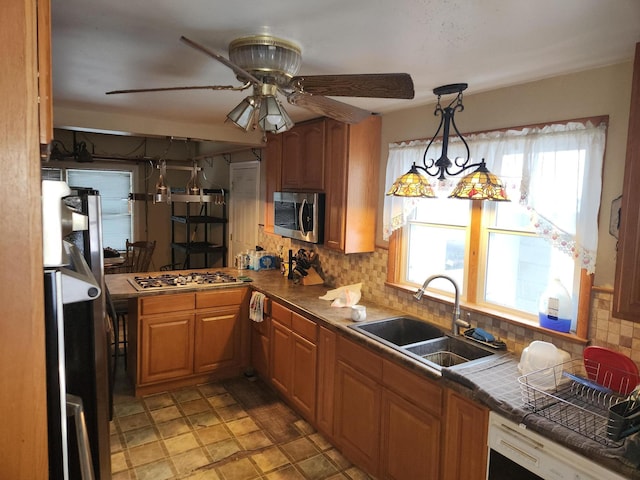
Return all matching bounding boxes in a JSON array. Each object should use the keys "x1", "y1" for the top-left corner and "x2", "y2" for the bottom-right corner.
[
  {"x1": 106, "y1": 240, "x2": 155, "y2": 370},
  {"x1": 104, "y1": 239, "x2": 156, "y2": 275},
  {"x1": 123, "y1": 239, "x2": 156, "y2": 273}
]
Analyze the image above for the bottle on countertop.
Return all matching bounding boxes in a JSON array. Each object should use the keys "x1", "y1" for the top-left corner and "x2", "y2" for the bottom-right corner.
[{"x1": 538, "y1": 278, "x2": 573, "y2": 333}]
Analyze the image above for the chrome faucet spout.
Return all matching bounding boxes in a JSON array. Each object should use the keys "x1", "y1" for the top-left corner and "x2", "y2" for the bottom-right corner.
[{"x1": 414, "y1": 274, "x2": 468, "y2": 336}]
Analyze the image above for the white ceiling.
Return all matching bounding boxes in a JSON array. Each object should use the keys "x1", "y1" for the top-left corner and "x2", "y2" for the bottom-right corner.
[{"x1": 51, "y1": 0, "x2": 640, "y2": 145}]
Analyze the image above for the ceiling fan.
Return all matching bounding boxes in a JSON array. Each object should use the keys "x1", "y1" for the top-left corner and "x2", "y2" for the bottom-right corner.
[{"x1": 106, "y1": 35, "x2": 415, "y2": 133}]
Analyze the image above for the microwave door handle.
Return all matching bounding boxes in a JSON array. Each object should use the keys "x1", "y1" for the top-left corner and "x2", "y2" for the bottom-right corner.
[{"x1": 299, "y1": 198, "x2": 308, "y2": 235}]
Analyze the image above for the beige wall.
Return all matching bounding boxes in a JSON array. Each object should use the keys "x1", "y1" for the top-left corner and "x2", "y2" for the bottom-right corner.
[
  {"x1": 378, "y1": 61, "x2": 633, "y2": 288},
  {"x1": 259, "y1": 61, "x2": 636, "y2": 359}
]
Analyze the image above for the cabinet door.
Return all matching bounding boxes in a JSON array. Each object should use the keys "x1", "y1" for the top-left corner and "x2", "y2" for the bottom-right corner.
[
  {"x1": 264, "y1": 133, "x2": 282, "y2": 233},
  {"x1": 334, "y1": 360, "x2": 381, "y2": 477},
  {"x1": 442, "y1": 389, "x2": 489, "y2": 480},
  {"x1": 194, "y1": 307, "x2": 241, "y2": 373},
  {"x1": 380, "y1": 389, "x2": 441, "y2": 480},
  {"x1": 324, "y1": 119, "x2": 348, "y2": 251},
  {"x1": 37, "y1": 0, "x2": 53, "y2": 146},
  {"x1": 251, "y1": 317, "x2": 270, "y2": 378},
  {"x1": 281, "y1": 120, "x2": 326, "y2": 191},
  {"x1": 140, "y1": 313, "x2": 194, "y2": 384},
  {"x1": 290, "y1": 333, "x2": 317, "y2": 420},
  {"x1": 323, "y1": 116, "x2": 380, "y2": 253},
  {"x1": 614, "y1": 43, "x2": 640, "y2": 320},
  {"x1": 316, "y1": 326, "x2": 336, "y2": 436},
  {"x1": 270, "y1": 318, "x2": 293, "y2": 396}
]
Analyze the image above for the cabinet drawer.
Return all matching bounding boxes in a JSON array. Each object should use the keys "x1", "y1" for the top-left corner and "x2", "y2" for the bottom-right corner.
[
  {"x1": 338, "y1": 336, "x2": 382, "y2": 381},
  {"x1": 271, "y1": 302, "x2": 292, "y2": 327},
  {"x1": 196, "y1": 288, "x2": 246, "y2": 309},
  {"x1": 291, "y1": 312, "x2": 317, "y2": 342},
  {"x1": 382, "y1": 360, "x2": 442, "y2": 416},
  {"x1": 140, "y1": 293, "x2": 195, "y2": 315}
]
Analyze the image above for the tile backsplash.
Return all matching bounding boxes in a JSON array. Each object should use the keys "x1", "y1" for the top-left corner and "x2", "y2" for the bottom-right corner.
[{"x1": 258, "y1": 228, "x2": 637, "y2": 362}]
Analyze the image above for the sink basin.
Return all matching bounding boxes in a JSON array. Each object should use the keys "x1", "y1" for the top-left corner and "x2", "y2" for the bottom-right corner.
[
  {"x1": 349, "y1": 317, "x2": 497, "y2": 372},
  {"x1": 350, "y1": 317, "x2": 444, "y2": 346},
  {"x1": 404, "y1": 336, "x2": 494, "y2": 368}
]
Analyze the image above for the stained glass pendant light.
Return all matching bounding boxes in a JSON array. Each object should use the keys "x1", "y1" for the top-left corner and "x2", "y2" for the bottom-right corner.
[
  {"x1": 386, "y1": 163, "x2": 435, "y2": 197},
  {"x1": 386, "y1": 83, "x2": 509, "y2": 201},
  {"x1": 448, "y1": 160, "x2": 509, "y2": 200}
]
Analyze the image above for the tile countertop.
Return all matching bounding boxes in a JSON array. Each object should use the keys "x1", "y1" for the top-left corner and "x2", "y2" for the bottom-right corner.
[{"x1": 105, "y1": 268, "x2": 640, "y2": 479}]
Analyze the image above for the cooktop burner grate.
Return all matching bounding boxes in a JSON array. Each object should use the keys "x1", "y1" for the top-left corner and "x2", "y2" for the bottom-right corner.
[{"x1": 128, "y1": 271, "x2": 245, "y2": 290}]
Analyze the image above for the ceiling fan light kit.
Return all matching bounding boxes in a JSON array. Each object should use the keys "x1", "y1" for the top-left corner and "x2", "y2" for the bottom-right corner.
[
  {"x1": 387, "y1": 83, "x2": 509, "y2": 201},
  {"x1": 226, "y1": 95, "x2": 261, "y2": 131},
  {"x1": 106, "y1": 34, "x2": 415, "y2": 134},
  {"x1": 228, "y1": 35, "x2": 302, "y2": 84}
]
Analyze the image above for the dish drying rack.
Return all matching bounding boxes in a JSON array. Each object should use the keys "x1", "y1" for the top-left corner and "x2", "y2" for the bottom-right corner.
[{"x1": 518, "y1": 359, "x2": 638, "y2": 447}]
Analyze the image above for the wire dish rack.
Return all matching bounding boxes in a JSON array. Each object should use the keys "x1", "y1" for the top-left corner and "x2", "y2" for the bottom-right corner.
[{"x1": 518, "y1": 359, "x2": 634, "y2": 447}]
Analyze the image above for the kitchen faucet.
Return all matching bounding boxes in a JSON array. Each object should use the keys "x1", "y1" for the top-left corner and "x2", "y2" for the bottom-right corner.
[{"x1": 414, "y1": 274, "x2": 470, "y2": 336}]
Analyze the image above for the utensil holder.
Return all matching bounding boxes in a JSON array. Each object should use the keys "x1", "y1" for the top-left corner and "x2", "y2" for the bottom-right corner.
[{"x1": 607, "y1": 401, "x2": 640, "y2": 441}]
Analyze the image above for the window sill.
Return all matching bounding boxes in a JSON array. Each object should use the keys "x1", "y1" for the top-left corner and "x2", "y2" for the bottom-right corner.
[{"x1": 384, "y1": 281, "x2": 589, "y2": 346}]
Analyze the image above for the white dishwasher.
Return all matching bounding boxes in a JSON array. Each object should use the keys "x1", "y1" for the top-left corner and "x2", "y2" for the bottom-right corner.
[{"x1": 487, "y1": 412, "x2": 628, "y2": 479}]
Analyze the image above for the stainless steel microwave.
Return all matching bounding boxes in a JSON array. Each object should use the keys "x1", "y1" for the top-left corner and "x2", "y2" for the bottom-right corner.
[{"x1": 274, "y1": 192, "x2": 325, "y2": 244}]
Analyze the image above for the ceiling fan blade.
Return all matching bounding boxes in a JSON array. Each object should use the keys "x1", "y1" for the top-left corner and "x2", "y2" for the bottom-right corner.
[
  {"x1": 287, "y1": 92, "x2": 371, "y2": 124},
  {"x1": 106, "y1": 83, "x2": 250, "y2": 95},
  {"x1": 290, "y1": 73, "x2": 414, "y2": 99},
  {"x1": 179, "y1": 36, "x2": 262, "y2": 85}
]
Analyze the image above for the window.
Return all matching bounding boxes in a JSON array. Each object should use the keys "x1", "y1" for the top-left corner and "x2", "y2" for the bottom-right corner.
[
  {"x1": 42, "y1": 167, "x2": 134, "y2": 251},
  {"x1": 384, "y1": 119, "x2": 607, "y2": 335},
  {"x1": 67, "y1": 169, "x2": 133, "y2": 250}
]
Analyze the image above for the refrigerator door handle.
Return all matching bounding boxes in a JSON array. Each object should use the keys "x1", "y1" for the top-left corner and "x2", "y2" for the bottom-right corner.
[
  {"x1": 60, "y1": 241, "x2": 101, "y2": 304},
  {"x1": 66, "y1": 394, "x2": 95, "y2": 480}
]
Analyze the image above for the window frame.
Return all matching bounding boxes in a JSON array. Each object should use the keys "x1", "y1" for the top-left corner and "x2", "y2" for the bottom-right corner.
[
  {"x1": 384, "y1": 117, "x2": 606, "y2": 342},
  {"x1": 42, "y1": 162, "x2": 137, "y2": 251}
]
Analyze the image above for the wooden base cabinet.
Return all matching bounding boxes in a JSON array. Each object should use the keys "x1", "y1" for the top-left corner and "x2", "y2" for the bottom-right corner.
[
  {"x1": 194, "y1": 307, "x2": 242, "y2": 373},
  {"x1": 380, "y1": 360, "x2": 442, "y2": 480},
  {"x1": 250, "y1": 314, "x2": 271, "y2": 379},
  {"x1": 140, "y1": 312, "x2": 195, "y2": 385},
  {"x1": 131, "y1": 288, "x2": 249, "y2": 395},
  {"x1": 334, "y1": 336, "x2": 383, "y2": 476},
  {"x1": 442, "y1": 389, "x2": 489, "y2": 480},
  {"x1": 269, "y1": 302, "x2": 318, "y2": 422},
  {"x1": 335, "y1": 336, "x2": 444, "y2": 479},
  {"x1": 316, "y1": 326, "x2": 337, "y2": 437}
]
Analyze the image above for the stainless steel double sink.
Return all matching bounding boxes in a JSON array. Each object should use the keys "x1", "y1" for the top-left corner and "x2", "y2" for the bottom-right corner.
[{"x1": 349, "y1": 316, "x2": 496, "y2": 372}]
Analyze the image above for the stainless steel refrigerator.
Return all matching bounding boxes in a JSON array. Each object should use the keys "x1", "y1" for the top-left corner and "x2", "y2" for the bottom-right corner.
[{"x1": 42, "y1": 180, "x2": 112, "y2": 480}]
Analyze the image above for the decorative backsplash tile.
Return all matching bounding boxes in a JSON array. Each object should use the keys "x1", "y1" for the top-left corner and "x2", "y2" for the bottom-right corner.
[{"x1": 258, "y1": 228, "x2": 634, "y2": 360}]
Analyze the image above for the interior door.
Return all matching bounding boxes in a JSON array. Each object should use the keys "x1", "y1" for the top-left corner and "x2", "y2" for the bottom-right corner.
[{"x1": 229, "y1": 161, "x2": 260, "y2": 262}]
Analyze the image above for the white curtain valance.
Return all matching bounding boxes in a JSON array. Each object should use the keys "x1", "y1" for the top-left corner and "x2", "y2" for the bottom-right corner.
[{"x1": 382, "y1": 121, "x2": 607, "y2": 273}]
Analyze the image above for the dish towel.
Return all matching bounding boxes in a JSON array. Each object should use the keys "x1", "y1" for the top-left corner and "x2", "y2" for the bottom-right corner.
[{"x1": 249, "y1": 291, "x2": 265, "y2": 322}]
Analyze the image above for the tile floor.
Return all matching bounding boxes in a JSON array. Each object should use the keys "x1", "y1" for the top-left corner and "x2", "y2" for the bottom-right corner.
[{"x1": 110, "y1": 359, "x2": 372, "y2": 480}]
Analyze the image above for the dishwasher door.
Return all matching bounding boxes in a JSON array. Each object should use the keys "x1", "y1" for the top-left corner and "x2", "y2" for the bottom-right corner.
[{"x1": 487, "y1": 412, "x2": 626, "y2": 480}]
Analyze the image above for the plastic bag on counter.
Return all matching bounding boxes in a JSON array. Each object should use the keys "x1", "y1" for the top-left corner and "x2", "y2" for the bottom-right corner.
[{"x1": 319, "y1": 283, "x2": 362, "y2": 307}]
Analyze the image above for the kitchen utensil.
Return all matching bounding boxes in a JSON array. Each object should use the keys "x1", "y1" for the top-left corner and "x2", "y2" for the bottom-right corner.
[
  {"x1": 562, "y1": 371, "x2": 614, "y2": 395},
  {"x1": 608, "y1": 400, "x2": 640, "y2": 441},
  {"x1": 626, "y1": 384, "x2": 640, "y2": 413},
  {"x1": 583, "y1": 346, "x2": 640, "y2": 395}
]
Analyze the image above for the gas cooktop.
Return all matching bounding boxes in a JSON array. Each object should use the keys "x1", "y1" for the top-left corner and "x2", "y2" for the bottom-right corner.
[{"x1": 128, "y1": 271, "x2": 246, "y2": 291}]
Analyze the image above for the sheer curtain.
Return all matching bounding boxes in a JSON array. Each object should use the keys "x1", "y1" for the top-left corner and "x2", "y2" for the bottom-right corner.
[{"x1": 383, "y1": 121, "x2": 607, "y2": 273}]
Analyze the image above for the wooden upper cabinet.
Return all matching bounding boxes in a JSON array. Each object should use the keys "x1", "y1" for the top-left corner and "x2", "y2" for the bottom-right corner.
[
  {"x1": 614, "y1": 42, "x2": 640, "y2": 320},
  {"x1": 37, "y1": 0, "x2": 53, "y2": 147},
  {"x1": 264, "y1": 133, "x2": 282, "y2": 233},
  {"x1": 281, "y1": 119, "x2": 326, "y2": 191},
  {"x1": 265, "y1": 115, "x2": 381, "y2": 253},
  {"x1": 324, "y1": 116, "x2": 381, "y2": 253}
]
